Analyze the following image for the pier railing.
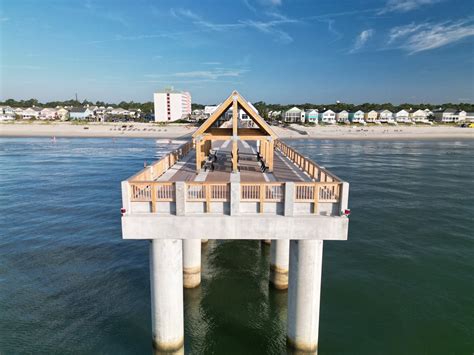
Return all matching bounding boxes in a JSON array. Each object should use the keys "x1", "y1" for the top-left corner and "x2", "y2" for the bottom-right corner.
[
  {"x1": 125, "y1": 180, "x2": 346, "y2": 216},
  {"x1": 275, "y1": 140, "x2": 342, "y2": 182},
  {"x1": 127, "y1": 140, "x2": 193, "y2": 182}
]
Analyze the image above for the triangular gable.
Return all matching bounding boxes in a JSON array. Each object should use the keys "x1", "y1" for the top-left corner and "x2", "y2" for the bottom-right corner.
[{"x1": 193, "y1": 91, "x2": 277, "y2": 139}]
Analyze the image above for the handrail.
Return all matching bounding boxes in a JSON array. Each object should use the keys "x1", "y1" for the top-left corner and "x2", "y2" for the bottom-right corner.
[
  {"x1": 127, "y1": 140, "x2": 194, "y2": 182},
  {"x1": 274, "y1": 140, "x2": 342, "y2": 183}
]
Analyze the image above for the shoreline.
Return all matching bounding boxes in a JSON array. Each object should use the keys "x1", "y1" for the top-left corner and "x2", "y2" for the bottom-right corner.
[{"x1": 1, "y1": 122, "x2": 473, "y2": 141}]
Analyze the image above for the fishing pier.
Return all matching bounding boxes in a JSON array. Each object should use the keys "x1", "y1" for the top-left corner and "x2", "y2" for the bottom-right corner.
[{"x1": 121, "y1": 91, "x2": 350, "y2": 353}]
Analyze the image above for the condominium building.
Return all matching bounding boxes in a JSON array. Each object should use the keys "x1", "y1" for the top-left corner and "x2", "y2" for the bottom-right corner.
[{"x1": 154, "y1": 89, "x2": 192, "y2": 122}]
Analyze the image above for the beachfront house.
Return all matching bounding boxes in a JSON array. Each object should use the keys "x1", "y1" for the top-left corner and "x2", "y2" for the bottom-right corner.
[
  {"x1": 110, "y1": 107, "x2": 130, "y2": 116},
  {"x1": 350, "y1": 110, "x2": 365, "y2": 124},
  {"x1": 56, "y1": 107, "x2": 69, "y2": 120},
  {"x1": 336, "y1": 110, "x2": 349, "y2": 123},
  {"x1": 395, "y1": 109, "x2": 410, "y2": 123},
  {"x1": 305, "y1": 109, "x2": 319, "y2": 124},
  {"x1": 0, "y1": 106, "x2": 15, "y2": 120},
  {"x1": 412, "y1": 109, "x2": 428, "y2": 123},
  {"x1": 365, "y1": 110, "x2": 378, "y2": 123},
  {"x1": 284, "y1": 107, "x2": 305, "y2": 123},
  {"x1": 319, "y1": 110, "x2": 336, "y2": 124},
  {"x1": 21, "y1": 107, "x2": 40, "y2": 119},
  {"x1": 434, "y1": 108, "x2": 456, "y2": 123},
  {"x1": 465, "y1": 112, "x2": 474, "y2": 122},
  {"x1": 378, "y1": 109, "x2": 393, "y2": 123},
  {"x1": 456, "y1": 110, "x2": 466, "y2": 122},
  {"x1": 69, "y1": 107, "x2": 94, "y2": 120},
  {"x1": 40, "y1": 108, "x2": 58, "y2": 120}
]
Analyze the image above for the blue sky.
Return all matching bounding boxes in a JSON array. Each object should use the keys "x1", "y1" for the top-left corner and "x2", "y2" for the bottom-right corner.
[{"x1": 1, "y1": 0, "x2": 473, "y2": 104}]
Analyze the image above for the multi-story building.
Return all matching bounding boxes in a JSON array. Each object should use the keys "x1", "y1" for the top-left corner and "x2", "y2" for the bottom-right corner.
[
  {"x1": 154, "y1": 89, "x2": 192, "y2": 122},
  {"x1": 305, "y1": 109, "x2": 319, "y2": 124},
  {"x1": 284, "y1": 107, "x2": 305, "y2": 123}
]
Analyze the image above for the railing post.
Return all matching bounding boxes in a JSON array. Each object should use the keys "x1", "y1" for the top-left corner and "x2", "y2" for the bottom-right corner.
[
  {"x1": 151, "y1": 183, "x2": 157, "y2": 213},
  {"x1": 230, "y1": 182, "x2": 240, "y2": 216},
  {"x1": 175, "y1": 182, "x2": 186, "y2": 216},
  {"x1": 313, "y1": 184, "x2": 319, "y2": 214},
  {"x1": 259, "y1": 184, "x2": 265, "y2": 213},
  {"x1": 284, "y1": 182, "x2": 295, "y2": 216}
]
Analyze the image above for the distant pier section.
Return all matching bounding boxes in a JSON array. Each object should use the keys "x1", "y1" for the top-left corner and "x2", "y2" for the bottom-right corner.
[{"x1": 121, "y1": 91, "x2": 350, "y2": 353}]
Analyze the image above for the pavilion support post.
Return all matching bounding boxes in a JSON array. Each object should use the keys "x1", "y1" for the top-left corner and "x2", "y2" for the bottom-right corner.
[
  {"x1": 270, "y1": 240, "x2": 289, "y2": 289},
  {"x1": 195, "y1": 139, "x2": 202, "y2": 171},
  {"x1": 150, "y1": 239, "x2": 184, "y2": 351},
  {"x1": 183, "y1": 239, "x2": 201, "y2": 288},
  {"x1": 268, "y1": 139, "x2": 274, "y2": 172},
  {"x1": 287, "y1": 240, "x2": 324, "y2": 353},
  {"x1": 232, "y1": 138, "x2": 238, "y2": 172}
]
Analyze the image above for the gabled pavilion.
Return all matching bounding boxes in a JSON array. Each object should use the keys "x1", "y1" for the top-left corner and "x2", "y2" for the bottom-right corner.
[{"x1": 192, "y1": 91, "x2": 276, "y2": 173}]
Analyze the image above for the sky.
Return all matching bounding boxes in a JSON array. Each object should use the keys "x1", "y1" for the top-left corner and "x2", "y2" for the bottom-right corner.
[{"x1": 0, "y1": 0, "x2": 473, "y2": 104}]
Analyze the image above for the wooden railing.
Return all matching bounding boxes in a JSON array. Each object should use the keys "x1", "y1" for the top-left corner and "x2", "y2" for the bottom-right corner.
[
  {"x1": 128, "y1": 180, "x2": 342, "y2": 214},
  {"x1": 275, "y1": 140, "x2": 341, "y2": 182},
  {"x1": 128, "y1": 140, "x2": 193, "y2": 182}
]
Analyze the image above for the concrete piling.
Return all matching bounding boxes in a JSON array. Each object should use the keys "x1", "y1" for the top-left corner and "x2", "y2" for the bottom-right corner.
[
  {"x1": 149, "y1": 239, "x2": 184, "y2": 351},
  {"x1": 269, "y1": 239, "x2": 289, "y2": 289},
  {"x1": 287, "y1": 240, "x2": 324, "y2": 353},
  {"x1": 183, "y1": 239, "x2": 201, "y2": 288}
]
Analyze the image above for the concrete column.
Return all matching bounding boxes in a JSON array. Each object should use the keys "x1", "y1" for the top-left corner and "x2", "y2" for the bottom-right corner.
[
  {"x1": 287, "y1": 240, "x2": 324, "y2": 353},
  {"x1": 183, "y1": 239, "x2": 201, "y2": 288},
  {"x1": 269, "y1": 240, "x2": 289, "y2": 289},
  {"x1": 149, "y1": 239, "x2": 184, "y2": 351}
]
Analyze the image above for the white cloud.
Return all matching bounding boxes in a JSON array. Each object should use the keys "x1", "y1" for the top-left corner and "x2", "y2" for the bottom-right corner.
[
  {"x1": 389, "y1": 20, "x2": 474, "y2": 54},
  {"x1": 379, "y1": 0, "x2": 442, "y2": 14},
  {"x1": 145, "y1": 69, "x2": 249, "y2": 81},
  {"x1": 350, "y1": 29, "x2": 374, "y2": 53},
  {"x1": 170, "y1": 7, "x2": 298, "y2": 44}
]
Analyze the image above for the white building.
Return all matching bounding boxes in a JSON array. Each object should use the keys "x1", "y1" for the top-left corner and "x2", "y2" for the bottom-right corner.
[
  {"x1": 320, "y1": 110, "x2": 336, "y2": 124},
  {"x1": 350, "y1": 110, "x2": 365, "y2": 124},
  {"x1": 378, "y1": 109, "x2": 393, "y2": 123},
  {"x1": 336, "y1": 110, "x2": 349, "y2": 123},
  {"x1": 0, "y1": 106, "x2": 15, "y2": 120},
  {"x1": 412, "y1": 109, "x2": 428, "y2": 123},
  {"x1": 154, "y1": 89, "x2": 192, "y2": 122},
  {"x1": 21, "y1": 107, "x2": 40, "y2": 119},
  {"x1": 365, "y1": 110, "x2": 378, "y2": 123},
  {"x1": 305, "y1": 109, "x2": 319, "y2": 124},
  {"x1": 40, "y1": 108, "x2": 58, "y2": 120},
  {"x1": 395, "y1": 109, "x2": 410, "y2": 123},
  {"x1": 284, "y1": 107, "x2": 305, "y2": 123}
]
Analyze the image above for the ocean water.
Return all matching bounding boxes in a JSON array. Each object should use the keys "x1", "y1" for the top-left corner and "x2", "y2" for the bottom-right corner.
[{"x1": 0, "y1": 137, "x2": 473, "y2": 354}]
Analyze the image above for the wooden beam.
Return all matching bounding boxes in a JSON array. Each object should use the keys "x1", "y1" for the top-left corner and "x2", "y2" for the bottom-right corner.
[
  {"x1": 236, "y1": 93, "x2": 277, "y2": 139},
  {"x1": 192, "y1": 94, "x2": 234, "y2": 138},
  {"x1": 232, "y1": 95, "x2": 238, "y2": 137}
]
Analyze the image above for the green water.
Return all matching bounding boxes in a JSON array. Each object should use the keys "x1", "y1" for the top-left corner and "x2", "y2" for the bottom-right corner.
[{"x1": 0, "y1": 138, "x2": 473, "y2": 354}]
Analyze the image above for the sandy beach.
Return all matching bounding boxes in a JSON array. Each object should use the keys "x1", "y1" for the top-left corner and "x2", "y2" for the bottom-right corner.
[{"x1": 1, "y1": 121, "x2": 473, "y2": 140}]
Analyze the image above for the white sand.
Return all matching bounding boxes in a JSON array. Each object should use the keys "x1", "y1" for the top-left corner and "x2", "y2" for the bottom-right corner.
[{"x1": 1, "y1": 121, "x2": 473, "y2": 140}]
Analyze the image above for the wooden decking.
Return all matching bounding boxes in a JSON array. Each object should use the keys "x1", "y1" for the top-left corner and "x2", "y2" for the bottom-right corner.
[{"x1": 156, "y1": 140, "x2": 312, "y2": 184}]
